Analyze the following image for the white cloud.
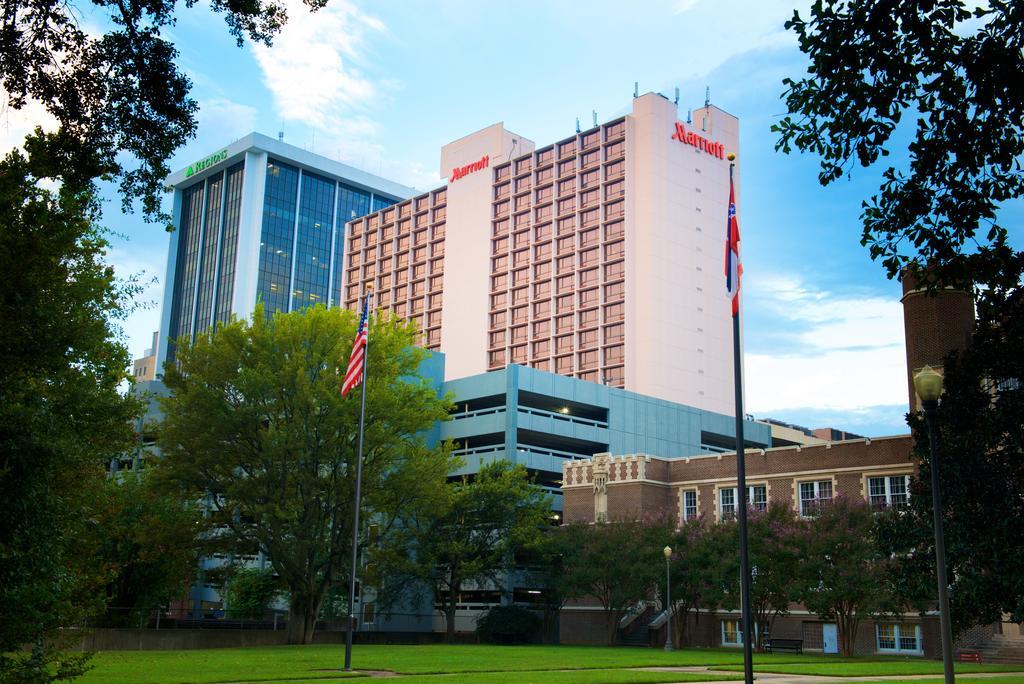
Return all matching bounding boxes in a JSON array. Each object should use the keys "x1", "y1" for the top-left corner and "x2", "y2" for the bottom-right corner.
[
  {"x1": 251, "y1": 0, "x2": 386, "y2": 132},
  {"x1": 0, "y1": 92, "x2": 58, "y2": 155},
  {"x1": 672, "y1": 0, "x2": 700, "y2": 13},
  {"x1": 744, "y1": 273, "x2": 908, "y2": 414}
]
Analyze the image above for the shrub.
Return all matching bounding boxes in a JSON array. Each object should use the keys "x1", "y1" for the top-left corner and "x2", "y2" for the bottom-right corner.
[{"x1": 475, "y1": 605, "x2": 541, "y2": 644}]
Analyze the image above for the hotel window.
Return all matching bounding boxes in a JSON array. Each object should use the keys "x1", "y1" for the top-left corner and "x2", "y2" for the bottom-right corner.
[
  {"x1": 511, "y1": 249, "x2": 528, "y2": 267},
  {"x1": 427, "y1": 329, "x2": 441, "y2": 346},
  {"x1": 579, "y1": 370, "x2": 598, "y2": 382},
  {"x1": 605, "y1": 180, "x2": 624, "y2": 200},
  {"x1": 558, "y1": 178, "x2": 576, "y2": 196},
  {"x1": 493, "y1": 219, "x2": 509, "y2": 236},
  {"x1": 604, "y1": 344, "x2": 624, "y2": 365},
  {"x1": 535, "y1": 223, "x2": 552, "y2": 242},
  {"x1": 533, "y1": 339, "x2": 550, "y2": 357},
  {"x1": 395, "y1": 284, "x2": 408, "y2": 300},
  {"x1": 495, "y1": 183, "x2": 511, "y2": 200},
  {"x1": 378, "y1": 274, "x2": 392, "y2": 290},
  {"x1": 429, "y1": 293, "x2": 443, "y2": 309},
  {"x1": 511, "y1": 326, "x2": 527, "y2": 343},
  {"x1": 493, "y1": 236, "x2": 509, "y2": 253},
  {"x1": 490, "y1": 311, "x2": 507, "y2": 328},
  {"x1": 414, "y1": 229, "x2": 429, "y2": 246},
  {"x1": 605, "y1": 240, "x2": 625, "y2": 260},
  {"x1": 557, "y1": 294, "x2": 574, "y2": 313},
  {"x1": 514, "y1": 230, "x2": 530, "y2": 248},
  {"x1": 410, "y1": 296, "x2": 424, "y2": 312},
  {"x1": 533, "y1": 320, "x2": 550, "y2": 336},
  {"x1": 535, "y1": 204, "x2": 552, "y2": 222},
  {"x1": 397, "y1": 235, "x2": 410, "y2": 251},
  {"x1": 559, "y1": 140, "x2": 577, "y2": 157},
  {"x1": 429, "y1": 275, "x2": 443, "y2": 291},
  {"x1": 427, "y1": 311, "x2": 441, "y2": 327},
  {"x1": 681, "y1": 490, "x2": 698, "y2": 521},
  {"x1": 579, "y1": 329, "x2": 598, "y2": 347},
  {"x1": 537, "y1": 147, "x2": 554, "y2": 164},
  {"x1": 799, "y1": 480, "x2": 834, "y2": 517},
  {"x1": 377, "y1": 290, "x2": 391, "y2": 307},
  {"x1": 491, "y1": 292, "x2": 508, "y2": 309},
  {"x1": 515, "y1": 157, "x2": 532, "y2": 175},
  {"x1": 604, "y1": 302, "x2": 624, "y2": 322},
  {"x1": 606, "y1": 159, "x2": 625, "y2": 179},
  {"x1": 432, "y1": 207, "x2": 446, "y2": 222},
  {"x1": 512, "y1": 269, "x2": 529, "y2": 286},
  {"x1": 579, "y1": 309, "x2": 598, "y2": 329},
  {"x1": 581, "y1": 169, "x2": 599, "y2": 188},
  {"x1": 432, "y1": 224, "x2": 445, "y2": 240},
  {"x1": 876, "y1": 624, "x2": 921, "y2": 654},
  {"x1": 580, "y1": 247, "x2": 599, "y2": 267},
  {"x1": 604, "y1": 120, "x2": 625, "y2": 140},
  {"x1": 605, "y1": 201, "x2": 624, "y2": 220},
  {"x1": 558, "y1": 197, "x2": 576, "y2": 215},
  {"x1": 720, "y1": 485, "x2": 767, "y2": 518},
  {"x1": 557, "y1": 236, "x2": 575, "y2": 254},
  {"x1": 533, "y1": 300, "x2": 551, "y2": 318},
  {"x1": 604, "y1": 282, "x2": 624, "y2": 301},
  {"x1": 581, "y1": 208, "x2": 599, "y2": 227},
  {"x1": 489, "y1": 350, "x2": 505, "y2": 367},
  {"x1": 414, "y1": 212, "x2": 428, "y2": 228},
  {"x1": 514, "y1": 195, "x2": 530, "y2": 212},
  {"x1": 512, "y1": 306, "x2": 527, "y2": 324},
  {"x1": 556, "y1": 335, "x2": 573, "y2": 353},
  {"x1": 581, "y1": 130, "x2": 599, "y2": 149},
  {"x1": 580, "y1": 228, "x2": 599, "y2": 248},
  {"x1": 381, "y1": 224, "x2": 395, "y2": 240},
  {"x1": 558, "y1": 216, "x2": 575, "y2": 234},
  {"x1": 868, "y1": 475, "x2": 910, "y2": 510},
  {"x1": 605, "y1": 141, "x2": 624, "y2": 159},
  {"x1": 394, "y1": 302, "x2": 407, "y2": 317},
  {"x1": 534, "y1": 279, "x2": 551, "y2": 297},
  {"x1": 433, "y1": 188, "x2": 447, "y2": 204},
  {"x1": 494, "y1": 200, "x2": 510, "y2": 217},
  {"x1": 411, "y1": 280, "x2": 425, "y2": 296},
  {"x1": 604, "y1": 261, "x2": 624, "y2": 281},
  {"x1": 604, "y1": 365, "x2": 624, "y2": 386},
  {"x1": 537, "y1": 166, "x2": 553, "y2": 183},
  {"x1": 579, "y1": 289, "x2": 598, "y2": 308},
  {"x1": 578, "y1": 350, "x2": 597, "y2": 370},
  {"x1": 581, "y1": 188, "x2": 599, "y2": 208},
  {"x1": 512, "y1": 287, "x2": 528, "y2": 305},
  {"x1": 535, "y1": 242, "x2": 552, "y2": 259},
  {"x1": 579, "y1": 268, "x2": 598, "y2": 287},
  {"x1": 495, "y1": 164, "x2": 511, "y2": 182},
  {"x1": 556, "y1": 355, "x2": 573, "y2": 374},
  {"x1": 556, "y1": 314, "x2": 573, "y2": 333},
  {"x1": 492, "y1": 255, "x2": 508, "y2": 272},
  {"x1": 581, "y1": 150, "x2": 600, "y2": 168},
  {"x1": 559, "y1": 160, "x2": 576, "y2": 177},
  {"x1": 430, "y1": 257, "x2": 444, "y2": 274},
  {"x1": 557, "y1": 268, "x2": 574, "y2": 288}
]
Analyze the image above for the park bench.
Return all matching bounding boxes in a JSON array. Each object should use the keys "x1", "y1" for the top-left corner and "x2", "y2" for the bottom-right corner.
[
  {"x1": 956, "y1": 649, "x2": 982, "y2": 663},
  {"x1": 764, "y1": 638, "x2": 803, "y2": 654}
]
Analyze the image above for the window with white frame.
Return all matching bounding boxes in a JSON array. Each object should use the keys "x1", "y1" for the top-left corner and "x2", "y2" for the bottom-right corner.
[
  {"x1": 720, "y1": 485, "x2": 767, "y2": 518},
  {"x1": 799, "y1": 480, "x2": 833, "y2": 516},
  {"x1": 721, "y1": 619, "x2": 743, "y2": 646},
  {"x1": 876, "y1": 623, "x2": 921, "y2": 654},
  {"x1": 681, "y1": 490, "x2": 698, "y2": 521},
  {"x1": 868, "y1": 475, "x2": 910, "y2": 510}
]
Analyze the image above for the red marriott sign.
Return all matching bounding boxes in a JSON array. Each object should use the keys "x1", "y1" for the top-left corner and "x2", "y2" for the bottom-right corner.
[
  {"x1": 451, "y1": 154, "x2": 490, "y2": 181},
  {"x1": 671, "y1": 122, "x2": 725, "y2": 159}
]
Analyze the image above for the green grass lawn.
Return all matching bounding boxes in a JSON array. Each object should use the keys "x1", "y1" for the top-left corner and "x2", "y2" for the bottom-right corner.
[{"x1": 76, "y1": 643, "x2": 1024, "y2": 683}]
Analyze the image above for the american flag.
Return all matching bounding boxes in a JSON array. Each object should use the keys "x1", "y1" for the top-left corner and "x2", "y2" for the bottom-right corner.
[
  {"x1": 341, "y1": 293, "x2": 370, "y2": 397},
  {"x1": 725, "y1": 175, "x2": 743, "y2": 317}
]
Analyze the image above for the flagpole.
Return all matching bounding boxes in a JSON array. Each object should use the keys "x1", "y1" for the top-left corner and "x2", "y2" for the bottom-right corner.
[
  {"x1": 344, "y1": 290, "x2": 372, "y2": 672},
  {"x1": 728, "y1": 154, "x2": 754, "y2": 684}
]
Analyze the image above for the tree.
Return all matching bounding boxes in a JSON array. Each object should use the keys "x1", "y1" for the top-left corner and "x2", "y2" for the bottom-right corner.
[
  {"x1": 0, "y1": 147, "x2": 140, "y2": 680},
  {"x1": 775, "y1": 0, "x2": 1024, "y2": 629},
  {"x1": 717, "y1": 504, "x2": 805, "y2": 651},
  {"x1": 666, "y1": 518, "x2": 732, "y2": 648},
  {"x1": 156, "y1": 305, "x2": 455, "y2": 644},
  {"x1": 92, "y1": 468, "x2": 205, "y2": 625},
  {"x1": 799, "y1": 496, "x2": 896, "y2": 657},
  {"x1": 376, "y1": 460, "x2": 551, "y2": 642},
  {"x1": 0, "y1": 0, "x2": 293, "y2": 222},
  {"x1": 223, "y1": 568, "x2": 280, "y2": 620},
  {"x1": 559, "y1": 518, "x2": 668, "y2": 645}
]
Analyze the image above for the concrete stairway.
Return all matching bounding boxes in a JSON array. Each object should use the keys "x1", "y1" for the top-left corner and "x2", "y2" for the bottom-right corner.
[
  {"x1": 619, "y1": 610, "x2": 657, "y2": 647},
  {"x1": 977, "y1": 634, "x2": 1024, "y2": 665}
]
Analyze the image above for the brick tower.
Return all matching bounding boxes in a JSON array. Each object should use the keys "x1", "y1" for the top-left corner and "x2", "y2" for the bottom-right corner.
[{"x1": 900, "y1": 269, "x2": 975, "y2": 411}]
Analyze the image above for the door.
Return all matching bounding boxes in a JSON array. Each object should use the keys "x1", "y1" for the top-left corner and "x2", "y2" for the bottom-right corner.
[{"x1": 823, "y1": 623, "x2": 839, "y2": 654}]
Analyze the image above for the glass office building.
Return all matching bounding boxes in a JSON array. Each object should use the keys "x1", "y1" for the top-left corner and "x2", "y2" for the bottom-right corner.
[{"x1": 157, "y1": 133, "x2": 414, "y2": 369}]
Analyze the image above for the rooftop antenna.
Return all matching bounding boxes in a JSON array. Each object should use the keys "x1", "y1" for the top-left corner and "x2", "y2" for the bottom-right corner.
[
  {"x1": 634, "y1": 81, "x2": 639, "y2": 98},
  {"x1": 575, "y1": 117, "x2": 581, "y2": 134},
  {"x1": 705, "y1": 86, "x2": 711, "y2": 108},
  {"x1": 278, "y1": 130, "x2": 284, "y2": 142},
  {"x1": 592, "y1": 110, "x2": 597, "y2": 128},
  {"x1": 687, "y1": 108, "x2": 692, "y2": 124},
  {"x1": 674, "y1": 87, "x2": 680, "y2": 105}
]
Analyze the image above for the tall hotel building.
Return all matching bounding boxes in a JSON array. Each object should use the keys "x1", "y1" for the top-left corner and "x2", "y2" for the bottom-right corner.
[
  {"x1": 344, "y1": 93, "x2": 740, "y2": 414},
  {"x1": 156, "y1": 133, "x2": 414, "y2": 369}
]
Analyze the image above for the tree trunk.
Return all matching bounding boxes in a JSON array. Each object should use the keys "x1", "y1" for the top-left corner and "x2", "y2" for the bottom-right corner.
[
  {"x1": 605, "y1": 610, "x2": 620, "y2": 645},
  {"x1": 286, "y1": 593, "x2": 320, "y2": 645},
  {"x1": 444, "y1": 600, "x2": 457, "y2": 643},
  {"x1": 838, "y1": 611, "x2": 858, "y2": 657}
]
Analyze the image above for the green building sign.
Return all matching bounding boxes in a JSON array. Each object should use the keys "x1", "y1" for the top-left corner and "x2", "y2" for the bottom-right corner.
[{"x1": 185, "y1": 149, "x2": 228, "y2": 178}]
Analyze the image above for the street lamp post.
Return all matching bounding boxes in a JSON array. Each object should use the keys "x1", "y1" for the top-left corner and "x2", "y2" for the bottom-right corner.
[
  {"x1": 913, "y1": 365, "x2": 954, "y2": 684},
  {"x1": 663, "y1": 545, "x2": 673, "y2": 652}
]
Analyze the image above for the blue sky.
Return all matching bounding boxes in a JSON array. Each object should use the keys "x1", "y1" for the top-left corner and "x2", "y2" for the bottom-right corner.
[{"x1": 4, "y1": 0, "x2": 1010, "y2": 436}]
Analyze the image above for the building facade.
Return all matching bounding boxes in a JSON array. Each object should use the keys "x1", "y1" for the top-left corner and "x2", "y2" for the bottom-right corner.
[
  {"x1": 156, "y1": 133, "x2": 415, "y2": 369},
  {"x1": 343, "y1": 93, "x2": 741, "y2": 415}
]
